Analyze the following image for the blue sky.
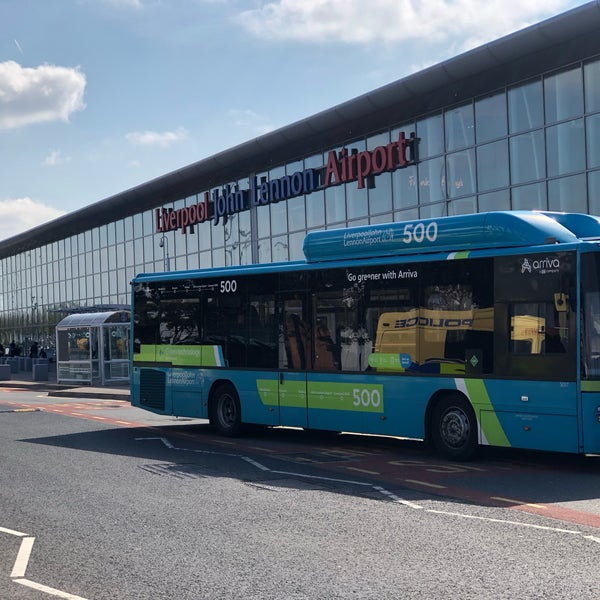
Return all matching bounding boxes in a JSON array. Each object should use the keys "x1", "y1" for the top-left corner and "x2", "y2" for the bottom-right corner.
[{"x1": 0, "y1": 0, "x2": 589, "y2": 240}]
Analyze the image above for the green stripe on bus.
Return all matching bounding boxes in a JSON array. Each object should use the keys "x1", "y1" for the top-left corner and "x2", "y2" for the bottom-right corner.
[
  {"x1": 463, "y1": 379, "x2": 510, "y2": 447},
  {"x1": 257, "y1": 379, "x2": 384, "y2": 413},
  {"x1": 581, "y1": 381, "x2": 600, "y2": 392}
]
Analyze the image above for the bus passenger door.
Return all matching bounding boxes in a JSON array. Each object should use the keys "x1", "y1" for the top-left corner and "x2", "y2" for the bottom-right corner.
[{"x1": 278, "y1": 294, "x2": 309, "y2": 428}]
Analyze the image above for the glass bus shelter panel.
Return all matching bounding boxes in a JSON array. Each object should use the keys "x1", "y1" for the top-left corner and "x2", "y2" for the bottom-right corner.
[
  {"x1": 103, "y1": 324, "x2": 130, "y2": 382},
  {"x1": 56, "y1": 326, "x2": 93, "y2": 383}
]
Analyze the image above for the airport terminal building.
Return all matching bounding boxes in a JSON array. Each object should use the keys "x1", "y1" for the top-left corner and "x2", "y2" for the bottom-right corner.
[{"x1": 2, "y1": 2, "x2": 600, "y2": 354}]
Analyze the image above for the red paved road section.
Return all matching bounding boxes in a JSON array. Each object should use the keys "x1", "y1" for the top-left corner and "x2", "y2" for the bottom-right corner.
[{"x1": 2, "y1": 394, "x2": 599, "y2": 531}]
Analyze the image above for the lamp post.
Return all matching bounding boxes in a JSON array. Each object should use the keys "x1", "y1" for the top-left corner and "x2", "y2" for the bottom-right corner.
[{"x1": 158, "y1": 236, "x2": 171, "y2": 271}]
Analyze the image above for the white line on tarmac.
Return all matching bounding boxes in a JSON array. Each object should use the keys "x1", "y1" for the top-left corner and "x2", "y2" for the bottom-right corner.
[
  {"x1": 13, "y1": 578, "x2": 88, "y2": 599},
  {"x1": 137, "y1": 435, "x2": 600, "y2": 544},
  {"x1": 10, "y1": 536, "x2": 35, "y2": 577}
]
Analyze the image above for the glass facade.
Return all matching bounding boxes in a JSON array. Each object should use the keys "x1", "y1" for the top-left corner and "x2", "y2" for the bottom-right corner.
[{"x1": 2, "y1": 55, "x2": 600, "y2": 354}]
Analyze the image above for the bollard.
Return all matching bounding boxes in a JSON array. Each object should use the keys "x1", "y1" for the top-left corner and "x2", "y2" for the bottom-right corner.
[{"x1": 33, "y1": 363, "x2": 49, "y2": 381}]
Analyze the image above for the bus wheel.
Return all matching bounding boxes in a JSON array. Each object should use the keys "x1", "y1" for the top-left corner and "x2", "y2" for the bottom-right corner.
[
  {"x1": 210, "y1": 384, "x2": 243, "y2": 436},
  {"x1": 430, "y1": 394, "x2": 478, "y2": 461}
]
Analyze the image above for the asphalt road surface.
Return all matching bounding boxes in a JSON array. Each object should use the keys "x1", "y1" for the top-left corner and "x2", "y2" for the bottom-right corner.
[{"x1": 1, "y1": 389, "x2": 599, "y2": 599}]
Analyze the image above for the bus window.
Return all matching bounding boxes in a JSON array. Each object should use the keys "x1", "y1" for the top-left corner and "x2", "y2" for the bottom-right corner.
[{"x1": 509, "y1": 303, "x2": 568, "y2": 355}]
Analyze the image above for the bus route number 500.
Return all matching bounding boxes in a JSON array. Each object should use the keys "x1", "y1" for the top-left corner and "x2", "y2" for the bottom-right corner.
[
  {"x1": 220, "y1": 279, "x2": 237, "y2": 293},
  {"x1": 403, "y1": 221, "x2": 438, "y2": 244}
]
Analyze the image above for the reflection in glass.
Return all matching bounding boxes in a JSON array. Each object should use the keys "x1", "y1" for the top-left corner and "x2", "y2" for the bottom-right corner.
[
  {"x1": 548, "y1": 174, "x2": 586, "y2": 213},
  {"x1": 392, "y1": 165, "x2": 418, "y2": 209},
  {"x1": 416, "y1": 113, "x2": 443, "y2": 159},
  {"x1": 445, "y1": 104, "x2": 474, "y2": 152},
  {"x1": 446, "y1": 149, "x2": 476, "y2": 198},
  {"x1": 544, "y1": 67, "x2": 583, "y2": 124},
  {"x1": 586, "y1": 114, "x2": 600, "y2": 169},
  {"x1": 475, "y1": 93, "x2": 507, "y2": 143},
  {"x1": 508, "y1": 79, "x2": 543, "y2": 133},
  {"x1": 510, "y1": 130, "x2": 546, "y2": 184},
  {"x1": 418, "y1": 157, "x2": 445, "y2": 204},
  {"x1": 546, "y1": 119, "x2": 585, "y2": 177},
  {"x1": 512, "y1": 182, "x2": 547, "y2": 210},
  {"x1": 477, "y1": 140, "x2": 508, "y2": 192},
  {"x1": 584, "y1": 58, "x2": 600, "y2": 113}
]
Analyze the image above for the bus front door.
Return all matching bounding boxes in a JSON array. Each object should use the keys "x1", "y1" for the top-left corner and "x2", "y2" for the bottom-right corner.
[{"x1": 278, "y1": 295, "x2": 309, "y2": 428}]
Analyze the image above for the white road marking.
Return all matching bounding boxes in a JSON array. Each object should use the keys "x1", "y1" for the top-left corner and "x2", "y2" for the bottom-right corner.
[
  {"x1": 10, "y1": 536, "x2": 35, "y2": 577},
  {"x1": 136, "y1": 435, "x2": 600, "y2": 545},
  {"x1": 1, "y1": 528, "x2": 89, "y2": 599},
  {"x1": 14, "y1": 578, "x2": 88, "y2": 599}
]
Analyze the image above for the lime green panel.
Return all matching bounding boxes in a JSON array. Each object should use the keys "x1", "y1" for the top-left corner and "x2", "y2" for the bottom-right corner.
[
  {"x1": 279, "y1": 380, "x2": 307, "y2": 408},
  {"x1": 134, "y1": 344, "x2": 155, "y2": 363},
  {"x1": 463, "y1": 379, "x2": 510, "y2": 447},
  {"x1": 257, "y1": 378, "x2": 279, "y2": 407},
  {"x1": 133, "y1": 344, "x2": 223, "y2": 367},
  {"x1": 308, "y1": 381, "x2": 384, "y2": 413},
  {"x1": 368, "y1": 353, "x2": 406, "y2": 372},
  {"x1": 256, "y1": 379, "x2": 384, "y2": 413},
  {"x1": 581, "y1": 381, "x2": 600, "y2": 392},
  {"x1": 452, "y1": 251, "x2": 470, "y2": 259}
]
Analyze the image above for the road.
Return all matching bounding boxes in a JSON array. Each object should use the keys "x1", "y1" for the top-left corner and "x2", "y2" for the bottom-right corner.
[{"x1": 0, "y1": 389, "x2": 599, "y2": 599}]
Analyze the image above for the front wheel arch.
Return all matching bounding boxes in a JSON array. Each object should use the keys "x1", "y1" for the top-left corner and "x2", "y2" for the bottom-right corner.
[{"x1": 427, "y1": 392, "x2": 479, "y2": 461}]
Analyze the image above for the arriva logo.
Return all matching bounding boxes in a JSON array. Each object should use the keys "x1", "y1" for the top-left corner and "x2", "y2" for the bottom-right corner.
[{"x1": 521, "y1": 256, "x2": 560, "y2": 274}]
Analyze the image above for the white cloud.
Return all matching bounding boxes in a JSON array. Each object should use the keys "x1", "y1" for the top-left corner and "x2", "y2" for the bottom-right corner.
[
  {"x1": 0, "y1": 198, "x2": 66, "y2": 240},
  {"x1": 237, "y1": 0, "x2": 571, "y2": 50},
  {"x1": 0, "y1": 61, "x2": 86, "y2": 130},
  {"x1": 125, "y1": 127, "x2": 189, "y2": 148},
  {"x1": 228, "y1": 109, "x2": 275, "y2": 136},
  {"x1": 43, "y1": 150, "x2": 70, "y2": 166}
]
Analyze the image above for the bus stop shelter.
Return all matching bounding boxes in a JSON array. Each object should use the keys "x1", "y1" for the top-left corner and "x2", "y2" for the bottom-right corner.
[{"x1": 56, "y1": 311, "x2": 130, "y2": 385}]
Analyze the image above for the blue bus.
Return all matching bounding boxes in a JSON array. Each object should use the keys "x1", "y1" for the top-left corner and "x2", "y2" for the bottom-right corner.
[{"x1": 130, "y1": 211, "x2": 600, "y2": 460}]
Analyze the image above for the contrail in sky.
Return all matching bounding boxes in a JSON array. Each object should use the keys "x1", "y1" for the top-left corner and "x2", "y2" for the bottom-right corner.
[{"x1": 14, "y1": 39, "x2": 23, "y2": 54}]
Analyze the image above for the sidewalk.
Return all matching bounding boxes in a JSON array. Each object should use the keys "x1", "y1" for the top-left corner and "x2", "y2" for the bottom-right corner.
[{"x1": 0, "y1": 361, "x2": 130, "y2": 401}]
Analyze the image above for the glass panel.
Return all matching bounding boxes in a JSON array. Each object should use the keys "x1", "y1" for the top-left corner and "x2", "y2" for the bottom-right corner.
[
  {"x1": 289, "y1": 231, "x2": 305, "y2": 261},
  {"x1": 256, "y1": 203, "x2": 271, "y2": 238},
  {"x1": 447, "y1": 197, "x2": 476, "y2": 215},
  {"x1": 544, "y1": 67, "x2": 583, "y2": 124},
  {"x1": 270, "y1": 199, "x2": 287, "y2": 236},
  {"x1": 475, "y1": 93, "x2": 507, "y2": 143},
  {"x1": 510, "y1": 130, "x2": 546, "y2": 184},
  {"x1": 445, "y1": 103, "x2": 474, "y2": 151},
  {"x1": 368, "y1": 171, "x2": 392, "y2": 215},
  {"x1": 392, "y1": 165, "x2": 418, "y2": 209},
  {"x1": 306, "y1": 189, "x2": 325, "y2": 229},
  {"x1": 446, "y1": 149, "x2": 476, "y2": 198},
  {"x1": 287, "y1": 195, "x2": 306, "y2": 232},
  {"x1": 325, "y1": 184, "x2": 346, "y2": 224},
  {"x1": 548, "y1": 174, "x2": 586, "y2": 213},
  {"x1": 272, "y1": 235, "x2": 289, "y2": 262},
  {"x1": 476, "y1": 140, "x2": 508, "y2": 192},
  {"x1": 479, "y1": 189, "x2": 510, "y2": 212},
  {"x1": 546, "y1": 119, "x2": 585, "y2": 177},
  {"x1": 511, "y1": 182, "x2": 547, "y2": 210},
  {"x1": 418, "y1": 156, "x2": 445, "y2": 203},
  {"x1": 589, "y1": 170, "x2": 600, "y2": 215},
  {"x1": 508, "y1": 79, "x2": 543, "y2": 133},
  {"x1": 415, "y1": 113, "x2": 443, "y2": 159},
  {"x1": 584, "y1": 58, "x2": 600, "y2": 113},
  {"x1": 419, "y1": 203, "x2": 447, "y2": 218},
  {"x1": 586, "y1": 114, "x2": 600, "y2": 169}
]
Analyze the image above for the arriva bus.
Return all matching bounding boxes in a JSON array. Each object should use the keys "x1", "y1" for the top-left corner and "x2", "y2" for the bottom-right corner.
[{"x1": 130, "y1": 211, "x2": 600, "y2": 460}]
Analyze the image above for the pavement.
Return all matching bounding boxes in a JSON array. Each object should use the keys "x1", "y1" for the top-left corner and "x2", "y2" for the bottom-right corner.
[{"x1": 0, "y1": 361, "x2": 130, "y2": 401}]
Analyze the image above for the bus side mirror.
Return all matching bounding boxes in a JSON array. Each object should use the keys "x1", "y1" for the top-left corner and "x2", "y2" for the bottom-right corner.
[{"x1": 554, "y1": 292, "x2": 568, "y2": 312}]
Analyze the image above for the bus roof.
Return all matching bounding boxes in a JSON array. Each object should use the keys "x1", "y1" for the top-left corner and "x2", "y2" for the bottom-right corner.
[{"x1": 302, "y1": 211, "x2": 600, "y2": 263}]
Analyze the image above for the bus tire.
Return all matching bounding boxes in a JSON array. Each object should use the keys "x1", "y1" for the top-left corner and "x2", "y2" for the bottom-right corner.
[
  {"x1": 430, "y1": 393, "x2": 478, "y2": 461},
  {"x1": 210, "y1": 383, "x2": 243, "y2": 436}
]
